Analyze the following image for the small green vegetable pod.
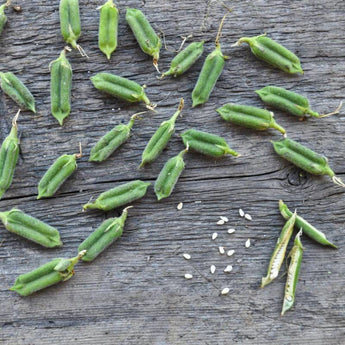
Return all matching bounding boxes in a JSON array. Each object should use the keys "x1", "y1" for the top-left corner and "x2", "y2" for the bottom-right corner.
[
  {"x1": 78, "y1": 206, "x2": 132, "y2": 262},
  {"x1": 160, "y1": 41, "x2": 205, "y2": 78},
  {"x1": 281, "y1": 230, "x2": 304, "y2": 316},
  {"x1": 10, "y1": 250, "x2": 86, "y2": 296},
  {"x1": 0, "y1": 72, "x2": 36, "y2": 113},
  {"x1": 256, "y1": 86, "x2": 343, "y2": 118},
  {"x1": 89, "y1": 112, "x2": 144, "y2": 163},
  {"x1": 126, "y1": 8, "x2": 162, "y2": 72},
  {"x1": 0, "y1": 209, "x2": 62, "y2": 248},
  {"x1": 261, "y1": 211, "x2": 296, "y2": 288},
  {"x1": 0, "y1": 1, "x2": 11, "y2": 35},
  {"x1": 0, "y1": 110, "x2": 20, "y2": 199},
  {"x1": 50, "y1": 47, "x2": 72, "y2": 126},
  {"x1": 140, "y1": 98, "x2": 184, "y2": 168},
  {"x1": 271, "y1": 137, "x2": 345, "y2": 187},
  {"x1": 91, "y1": 72, "x2": 155, "y2": 110},
  {"x1": 217, "y1": 103, "x2": 286, "y2": 134},
  {"x1": 192, "y1": 12, "x2": 230, "y2": 107},
  {"x1": 279, "y1": 200, "x2": 337, "y2": 248},
  {"x1": 98, "y1": 0, "x2": 118, "y2": 60},
  {"x1": 37, "y1": 146, "x2": 82, "y2": 199},
  {"x1": 154, "y1": 147, "x2": 188, "y2": 201},
  {"x1": 232, "y1": 34, "x2": 303, "y2": 74},
  {"x1": 180, "y1": 129, "x2": 239, "y2": 157},
  {"x1": 83, "y1": 180, "x2": 150, "y2": 211}
]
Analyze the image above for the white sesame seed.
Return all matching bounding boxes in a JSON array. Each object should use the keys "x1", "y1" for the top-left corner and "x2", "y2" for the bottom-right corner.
[
  {"x1": 244, "y1": 213, "x2": 252, "y2": 221},
  {"x1": 220, "y1": 216, "x2": 229, "y2": 222},
  {"x1": 224, "y1": 265, "x2": 233, "y2": 273},
  {"x1": 212, "y1": 232, "x2": 218, "y2": 240},
  {"x1": 217, "y1": 219, "x2": 225, "y2": 225},
  {"x1": 221, "y1": 287, "x2": 230, "y2": 295},
  {"x1": 239, "y1": 209, "x2": 245, "y2": 217},
  {"x1": 227, "y1": 228, "x2": 236, "y2": 234},
  {"x1": 184, "y1": 273, "x2": 193, "y2": 279},
  {"x1": 183, "y1": 253, "x2": 191, "y2": 260},
  {"x1": 219, "y1": 246, "x2": 225, "y2": 255},
  {"x1": 227, "y1": 249, "x2": 235, "y2": 257},
  {"x1": 245, "y1": 239, "x2": 251, "y2": 248},
  {"x1": 177, "y1": 202, "x2": 183, "y2": 210},
  {"x1": 210, "y1": 265, "x2": 216, "y2": 274}
]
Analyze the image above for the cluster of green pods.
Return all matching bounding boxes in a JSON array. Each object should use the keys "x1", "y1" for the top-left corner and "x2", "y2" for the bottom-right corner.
[
  {"x1": 0, "y1": 0, "x2": 11, "y2": 35},
  {"x1": 0, "y1": 72, "x2": 36, "y2": 113}
]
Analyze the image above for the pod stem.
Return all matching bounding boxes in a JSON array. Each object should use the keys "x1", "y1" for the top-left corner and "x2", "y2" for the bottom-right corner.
[
  {"x1": 271, "y1": 116, "x2": 286, "y2": 135},
  {"x1": 75, "y1": 142, "x2": 83, "y2": 159},
  {"x1": 319, "y1": 101, "x2": 343, "y2": 118},
  {"x1": 171, "y1": 98, "x2": 184, "y2": 123},
  {"x1": 178, "y1": 144, "x2": 189, "y2": 159},
  {"x1": 70, "y1": 250, "x2": 87, "y2": 266},
  {"x1": 76, "y1": 44, "x2": 89, "y2": 58},
  {"x1": 215, "y1": 9, "x2": 232, "y2": 48},
  {"x1": 153, "y1": 58, "x2": 160, "y2": 74},
  {"x1": 12, "y1": 109, "x2": 20, "y2": 128},
  {"x1": 5, "y1": 0, "x2": 12, "y2": 7},
  {"x1": 232, "y1": 33, "x2": 266, "y2": 47},
  {"x1": 332, "y1": 176, "x2": 345, "y2": 188},
  {"x1": 178, "y1": 34, "x2": 193, "y2": 52}
]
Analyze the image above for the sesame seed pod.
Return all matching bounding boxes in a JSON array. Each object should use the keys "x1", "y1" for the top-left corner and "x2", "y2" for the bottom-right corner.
[
  {"x1": 50, "y1": 48, "x2": 72, "y2": 126},
  {"x1": 0, "y1": 111, "x2": 20, "y2": 199},
  {"x1": 83, "y1": 180, "x2": 150, "y2": 211},
  {"x1": 161, "y1": 41, "x2": 204, "y2": 78},
  {"x1": 217, "y1": 103, "x2": 286, "y2": 134},
  {"x1": 154, "y1": 147, "x2": 188, "y2": 201},
  {"x1": 271, "y1": 137, "x2": 345, "y2": 187},
  {"x1": 98, "y1": 0, "x2": 118, "y2": 60},
  {"x1": 192, "y1": 12, "x2": 230, "y2": 107},
  {"x1": 261, "y1": 211, "x2": 296, "y2": 288},
  {"x1": 0, "y1": 72, "x2": 36, "y2": 113},
  {"x1": 279, "y1": 200, "x2": 337, "y2": 248},
  {"x1": 90, "y1": 73, "x2": 155, "y2": 110},
  {"x1": 180, "y1": 129, "x2": 239, "y2": 157},
  {"x1": 89, "y1": 113, "x2": 141, "y2": 163},
  {"x1": 126, "y1": 8, "x2": 162, "y2": 72},
  {"x1": 0, "y1": 209, "x2": 62, "y2": 248},
  {"x1": 0, "y1": 1, "x2": 11, "y2": 35},
  {"x1": 140, "y1": 99, "x2": 184, "y2": 168},
  {"x1": 37, "y1": 148, "x2": 82, "y2": 199},
  {"x1": 233, "y1": 34, "x2": 303, "y2": 74},
  {"x1": 256, "y1": 86, "x2": 342, "y2": 118},
  {"x1": 281, "y1": 230, "x2": 303, "y2": 316},
  {"x1": 78, "y1": 206, "x2": 131, "y2": 262},
  {"x1": 10, "y1": 251, "x2": 86, "y2": 296}
]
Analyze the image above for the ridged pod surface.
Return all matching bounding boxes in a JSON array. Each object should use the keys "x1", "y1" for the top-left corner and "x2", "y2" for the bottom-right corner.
[
  {"x1": 217, "y1": 103, "x2": 286, "y2": 134},
  {"x1": 0, "y1": 209, "x2": 62, "y2": 248},
  {"x1": 50, "y1": 48, "x2": 72, "y2": 125},
  {"x1": 98, "y1": 0, "x2": 118, "y2": 59},
  {"x1": 0, "y1": 1, "x2": 10, "y2": 35},
  {"x1": 181, "y1": 129, "x2": 239, "y2": 157},
  {"x1": 78, "y1": 206, "x2": 131, "y2": 262},
  {"x1": 83, "y1": 180, "x2": 150, "y2": 211},
  {"x1": 59, "y1": 0, "x2": 81, "y2": 49},
  {"x1": 10, "y1": 251, "x2": 86, "y2": 296},
  {"x1": 0, "y1": 72, "x2": 36, "y2": 112}
]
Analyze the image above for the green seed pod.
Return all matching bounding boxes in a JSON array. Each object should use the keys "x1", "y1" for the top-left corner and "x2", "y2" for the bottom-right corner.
[
  {"x1": 50, "y1": 48, "x2": 72, "y2": 126},
  {"x1": 91, "y1": 72, "x2": 155, "y2": 110},
  {"x1": 98, "y1": 0, "x2": 118, "y2": 60},
  {"x1": 261, "y1": 211, "x2": 296, "y2": 288},
  {"x1": 0, "y1": 1, "x2": 11, "y2": 35},
  {"x1": 217, "y1": 103, "x2": 286, "y2": 134},
  {"x1": 192, "y1": 12, "x2": 230, "y2": 107},
  {"x1": 281, "y1": 230, "x2": 303, "y2": 316},
  {"x1": 232, "y1": 34, "x2": 303, "y2": 74},
  {"x1": 37, "y1": 146, "x2": 82, "y2": 199},
  {"x1": 10, "y1": 250, "x2": 86, "y2": 296},
  {"x1": 256, "y1": 86, "x2": 342, "y2": 118},
  {"x1": 89, "y1": 112, "x2": 145, "y2": 163},
  {"x1": 83, "y1": 180, "x2": 150, "y2": 211},
  {"x1": 154, "y1": 147, "x2": 188, "y2": 201},
  {"x1": 0, "y1": 209, "x2": 62, "y2": 248},
  {"x1": 126, "y1": 8, "x2": 162, "y2": 72},
  {"x1": 279, "y1": 200, "x2": 336, "y2": 248},
  {"x1": 0, "y1": 72, "x2": 36, "y2": 113},
  {"x1": 181, "y1": 129, "x2": 239, "y2": 157},
  {"x1": 0, "y1": 110, "x2": 20, "y2": 199},
  {"x1": 271, "y1": 137, "x2": 345, "y2": 187},
  {"x1": 160, "y1": 41, "x2": 204, "y2": 78},
  {"x1": 78, "y1": 206, "x2": 131, "y2": 262},
  {"x1": 140, "y1": 99, "x2": 184, "y2": 168}
]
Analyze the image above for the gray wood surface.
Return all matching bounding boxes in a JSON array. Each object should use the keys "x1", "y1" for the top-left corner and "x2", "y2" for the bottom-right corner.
[{"x1": 1, "y1": 0, "x2": 345, "y2": 344}]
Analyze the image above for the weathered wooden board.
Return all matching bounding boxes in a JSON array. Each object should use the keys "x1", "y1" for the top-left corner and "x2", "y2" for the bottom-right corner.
[{"x1": 1, "y1": 0, "x2": 345, "y2": 344}]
